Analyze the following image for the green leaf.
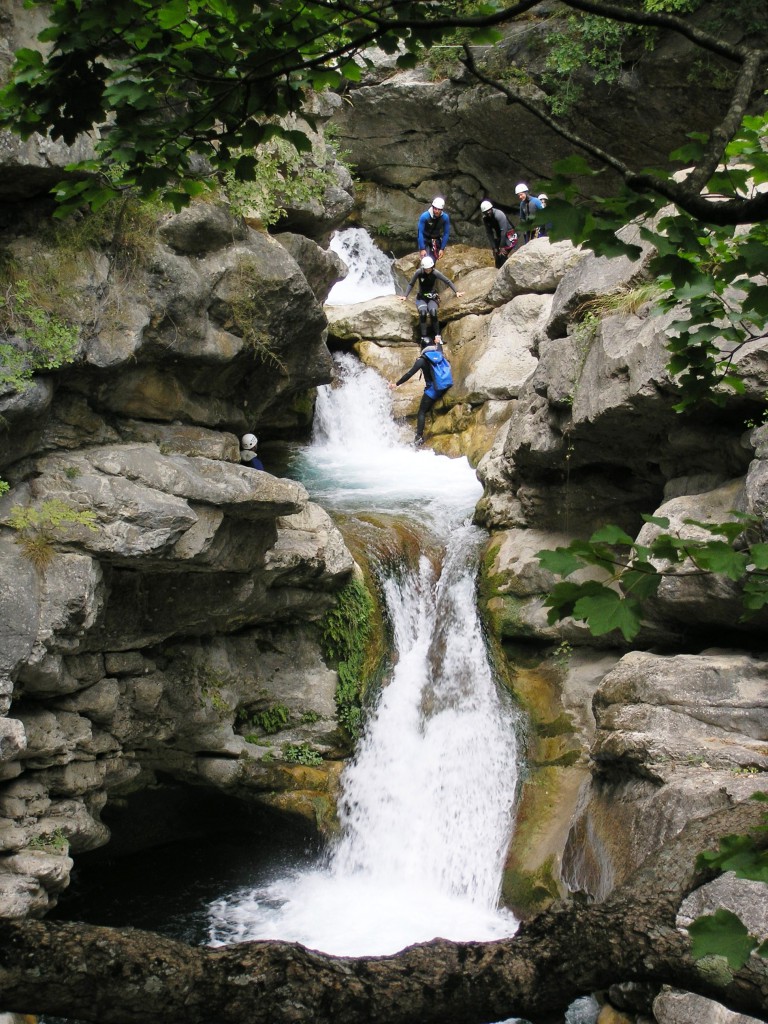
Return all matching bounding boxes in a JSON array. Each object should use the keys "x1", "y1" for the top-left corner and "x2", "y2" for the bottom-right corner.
[
  {"x1": 688, "y1": 908, "x2": 757, "y2": 969},
  {"x1": 590, "y1": 524, "x2": 634, "y2": 545},
  {"x1": 621, "y1": 564, "x2": 661, "y2": 600},
  {"x1": 543, "y1": 580, "x2": 587, "y2": 623},
  {"x1": 572, "y1": 586, "x2": 642, "y2": 641},
  {"x1": 747, "y1": 544, "x2": 768, "y2": 570},
  {"x1": 690, "y1": 542, "x2": 746, "y2": 581},
  {"x1": 156, "y1": 0, "x2": 190, "y2": 30},
  {"x1": 340, "y1": 61, "x2": 362, "y2": 82},
  {"x1": 642, "y1": 515, "x2": 671, "y2": 529},
  {"x1": 682, "y1": 518, "x2": 745, "y2": 543},
  {"x1": 468, "y1": 27, "x2": 502, "y2": 45},
  {"x1": 536, "y1": 547, "x2": 585, "y2": 577}
]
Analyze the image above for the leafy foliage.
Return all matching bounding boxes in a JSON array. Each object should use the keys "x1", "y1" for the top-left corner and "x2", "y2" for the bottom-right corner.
[
  {"x1": 543, "y1": 109, "x2": 768, "y2": 413},
  {"x1": 688, "y1": 908, "x2": 760, "y2": 969},
  {"x1": 689, "y1": 794, "x2": 768, "y2": 967},
  {"x1": 320, "y1": 575, "x2": 376, "y2": 737},
  {"x1": 0, "y1": 0, "x2": 503, "y2": 213},
  {"x1": 282, "y1": 742, "x2": 323, "y2": 767},
  {"x1": 0, "y1": 279, "x2": 80, "y2": 393},
  {"x1": 697, "y1": 820, "x2": 768, "y2": 885},
  {"x1": 221, "y1": 130, "x2": 349, "y2": 227},
  {"x1": 251, "y1": 703, "x2": 291, "y2": 736},
  {"x1": 537, "y1": 513, "x2": 768, "y2": 641},
  {"x1": 28, "y1": 827, "x2": 70, "y2": 853},
  {"x1": 543, "y1": 14, "x2": 633, "y2": 116},
  {"x1": 7, "y1": 499, "x2": 98, "y2": 568}
]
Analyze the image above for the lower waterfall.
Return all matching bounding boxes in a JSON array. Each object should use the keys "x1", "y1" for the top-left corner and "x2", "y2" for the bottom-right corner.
[{"x1": 208, "y1": 353, "x2": 521, "y2": 957}]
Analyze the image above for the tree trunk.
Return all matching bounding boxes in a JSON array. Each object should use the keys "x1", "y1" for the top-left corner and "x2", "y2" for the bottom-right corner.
[{"x1": 0, "y1": 800, "x2": 766, "y2": 1024}]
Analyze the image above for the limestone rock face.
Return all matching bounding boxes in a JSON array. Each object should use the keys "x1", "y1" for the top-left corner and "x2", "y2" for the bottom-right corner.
[
  {"x1": 329, "y1": 19, "x2": 749, "y2": 253},
  {"x1": 0, "y1": 144, "x2": 359, "y2": 914},
  {"x1": 558, "y1": 648, "x2": 768, "y2": 902}
]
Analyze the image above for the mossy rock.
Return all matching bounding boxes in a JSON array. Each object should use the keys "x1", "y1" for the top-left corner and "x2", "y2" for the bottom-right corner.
[{"x1": 502, "y1": 856, "x2": 560, "y2": 917}]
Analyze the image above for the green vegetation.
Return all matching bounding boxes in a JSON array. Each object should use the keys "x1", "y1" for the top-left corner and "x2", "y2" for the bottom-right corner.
[
  {"x1": 252, "y1": 703, "x2": 291, "y2": 735},
  {"x1": 7, "y1": 499, "x2": 97, "y2": 568},
  {"x1": 0, "y1": 192, "x2": 165, "y2": 394},
  {"x1": 50, "y1": 189, "x2": 163, "y2": 274},
  {"x1": 544, "y1": 112, "x2": 768, "y2": 414},
  {"x1": 222, "y1": 127, "x2": 352, "y2": 227},
  {"x1": 0, "y1": 279, "x2": 80, "y2": 393},
  {"x1": 689, "y1": 793, "x2": 768, "y2": 967},
  {"x1": 28, "y1": 827, "x2": 69, "y2": 853},
  {"x1": 227, "y1": 256, "x2": 288, "y2": 372},
  {"x1": 0, "y1": 0, "x2": 502, "y2": 214},
  {"x1": 282, "y1": 742, "x2": 324, "y2": 767},
  {"x1": 320, "y1": 575, "x2": 377, "y2": 737},
  {"x1": 537, "y1": 512, "x2": 768, "y2": 642},
  {"x1": 543, "y1": 13, "x2": 631, "y2": 117},
  {"x1": 540, "y1": 0, "x2": 749, "y2": 117},
  {"x1": 200, "y1": 685, "x2": 231, "y2": 716}
]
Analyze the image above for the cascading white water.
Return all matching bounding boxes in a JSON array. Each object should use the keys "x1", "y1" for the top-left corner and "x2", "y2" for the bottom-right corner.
[
  {"x1": 325, "y1": 227, "x2": 396, "y2": 305},
  {"x1": 208, "y1": 352, "x2": 521, "y2": 957},
  {"x1": 333, "y1": 531, "x2": 519, "y2": 912}
]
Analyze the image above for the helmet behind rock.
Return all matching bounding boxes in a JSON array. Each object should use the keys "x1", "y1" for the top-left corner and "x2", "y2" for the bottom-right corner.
[
  {"x1": 421, "y1": 255, "x2": 435, "y2": 269},
  {"x1": 431, "y1": 197, "x2": 445, "y2": 210},
  {"x1": 480, "y1": 200, "x2": 493, "y2": 213},
  {"x1": 515, "y1": 183, "x2": 528, "y2": 194},
  {"x1": 241, "y1": 433, "x2": 258, "y2": 450}
]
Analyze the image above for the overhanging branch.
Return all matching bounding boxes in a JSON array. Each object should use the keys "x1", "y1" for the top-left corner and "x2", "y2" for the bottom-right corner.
[{"x1": 460, "y1": 45, "x2": 768, "y2": 226}]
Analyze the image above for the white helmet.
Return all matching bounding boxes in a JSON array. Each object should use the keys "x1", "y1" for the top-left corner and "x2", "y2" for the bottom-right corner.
[
  {"x1": 515, "y1": 182, "x2": 529, "y2": 194},
  {"x1": 241, "y1": 432, "x2": 258, "y2": 450},
  {"x1": 480, "y1": 200, "x2": 493, "y2": 213},
  {"x1": 538, "y1": 193, "x2": 548, "y2": 204},
  {"x1": 431, "y1": 197, "x2": 445, "y2": 210},
  {"x1": 421, "y1": 255, "x2": 435, "y2": 270}
]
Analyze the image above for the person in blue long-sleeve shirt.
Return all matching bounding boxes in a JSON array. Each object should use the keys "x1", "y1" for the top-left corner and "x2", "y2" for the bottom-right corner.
[{"x1": 417, "y1": 196, "x2": 451, "y2": 262}]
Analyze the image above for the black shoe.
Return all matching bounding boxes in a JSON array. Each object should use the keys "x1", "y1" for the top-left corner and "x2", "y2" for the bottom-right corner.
[{"x1": 413, "y1": 436, "x2": 425, "y2": 448}]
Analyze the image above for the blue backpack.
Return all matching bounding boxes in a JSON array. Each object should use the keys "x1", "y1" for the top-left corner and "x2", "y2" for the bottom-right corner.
[{"x1": 422, "y1": 346, "x2": 453, "y2": 397}]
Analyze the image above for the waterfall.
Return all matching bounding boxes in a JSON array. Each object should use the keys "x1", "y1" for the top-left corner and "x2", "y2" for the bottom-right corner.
[
  {"x1": 332, "y1": 530, "x2": 519, "y2": 911},
  {"x1": 325, "y1": 227, "x2": 396, "y2": 305},
  {"x1": 294, "y1": 351, "x2": 482, "y2": 528},
  {"x1": 208, "y1": 353, "x2": 521, "y2": 957}
]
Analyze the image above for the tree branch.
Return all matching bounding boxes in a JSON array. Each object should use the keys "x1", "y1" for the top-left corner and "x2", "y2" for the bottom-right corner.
[
  {"x1": 558, "y1": 0, "x2": 751, "y2": 62},
  {"x1": 687, "y1": 49, "x2": 766, "y2": 192},
  {"x1": 0, "y1": 799, "x2": 765, "y2": 1024},
  {"x1": 460, "y1": 45, "x2": 768, "y2": 226}
]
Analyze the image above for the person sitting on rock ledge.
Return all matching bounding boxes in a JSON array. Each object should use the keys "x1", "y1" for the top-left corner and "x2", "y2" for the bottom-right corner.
[{"x1": 240, "y1": 433, "x2": 264, "y2": 470}]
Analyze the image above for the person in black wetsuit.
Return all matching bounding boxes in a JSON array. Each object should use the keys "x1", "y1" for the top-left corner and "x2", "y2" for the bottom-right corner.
[
  {"x1": 389, "y1": 341, "x2": 451, "y2": 447},
  {"x1": 400, "y1": 255, "x2": 463, "y2": 345},
  {"x1": 480, "y1": 199, "x2": 518, "y2": 268}
]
